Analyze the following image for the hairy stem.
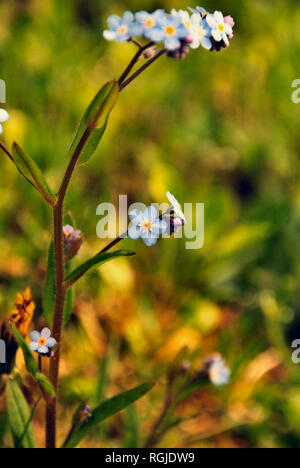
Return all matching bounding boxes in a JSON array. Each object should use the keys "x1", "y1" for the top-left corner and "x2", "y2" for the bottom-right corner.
[{"x1": 46, "y1": 127, "x2": 93, "y2": 448}]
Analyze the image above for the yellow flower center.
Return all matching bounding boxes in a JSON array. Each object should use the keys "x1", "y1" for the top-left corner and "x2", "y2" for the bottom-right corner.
[
  {"x1": 141, "y1": 221, "x2": 152, "y2": 231},
  {"x1": 144, "y1": 18, "x2": 155, "y2": 28},
  {"x1": 39, "y1": 337, "x2": 47, "y2": 347},
  {"x1": 218, "y1": 23, "x2": 224, "y2": 32},
  {"x1": 184, "y1": 21, "x2": 191, "y2": 29},
  {"x1": 165, "y1": 25, "x2": 176, "y2": 36},
  {"x1": 117, "y1": 25, "x2": 128, "y2": 36}
]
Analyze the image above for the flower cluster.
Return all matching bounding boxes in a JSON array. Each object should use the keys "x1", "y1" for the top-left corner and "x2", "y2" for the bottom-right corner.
[
  {"x1": 128, "y1": 192, "x2": 186, "y2": 247},
  {"x1": 103, "y1": 6, "x2": 234, "y2": 58}
]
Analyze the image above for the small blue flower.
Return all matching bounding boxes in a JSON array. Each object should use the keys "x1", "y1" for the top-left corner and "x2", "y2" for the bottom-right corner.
[
  {"x1": 207, "y1": 355, "x2": 231, "y2": 386},
  {"x1": 128, "y1": 206, "x2": 168, "y2": 247},
  {"x1": 206, "y1": 10, "x2": 233, "y2": 47},
  {"x1": 160, "y1": 15, "x2": 189, "y2": 51},
  {"x1": 132, "y1": 10, "x2": 166, "y2": 41},
  {"x1": 29, "y1": 328, "x2": 56, "y2": 355},
  {"x1": 103, "y1": 11, "x2": 135, "y2": 42}
]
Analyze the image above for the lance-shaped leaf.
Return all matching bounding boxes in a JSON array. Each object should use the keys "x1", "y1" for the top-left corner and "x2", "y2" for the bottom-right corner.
[
  {"x1": 64, "y1": 250, "x2": 136, "y2": 287},
  {"x1": 12, "y1": 143, "x2": 56, "y2": 205},
  {"x1": 35, "y1": 373, "x2": 55, "y2": 398},
  {"x1": 11, "y1": 323, "x2": 37, "y2": 377},
  {"x1": 7, "y1": 379, "x2": 35, "y2": 448},
  {"x1": 63, "y1": 383, "x2": 154, "y2": 448},
  {"x1": 11, "y1": 323, "x2": 55, "y2": 397},
  {"x1": 69, "y1": 80, "x2": 119, "y2": 164}
]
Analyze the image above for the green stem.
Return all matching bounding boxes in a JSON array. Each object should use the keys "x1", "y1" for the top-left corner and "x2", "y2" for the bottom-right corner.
[{"x1": 46, "y1": 128, "x2": 92, "y2": 448}]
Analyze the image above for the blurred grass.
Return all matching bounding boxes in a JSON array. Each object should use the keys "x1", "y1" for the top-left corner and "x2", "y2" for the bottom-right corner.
[{"x1": 1, "y1": 0, "x2": 300, "y2": 448}]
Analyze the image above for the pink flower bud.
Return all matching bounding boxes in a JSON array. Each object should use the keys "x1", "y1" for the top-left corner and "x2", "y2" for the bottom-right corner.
[{"x1": 224, "y1": 16, "x2": 235, "y2": 39}]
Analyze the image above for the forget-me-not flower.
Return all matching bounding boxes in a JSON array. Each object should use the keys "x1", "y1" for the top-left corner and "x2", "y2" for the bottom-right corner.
[
  {"x1": 160, "y1": 15, "x2": 189, "y2": 51},
  {"x1": 0, "y1": 108, "x2": 9, "y2": 135},
  {"x1": 132, "y1": 10, "x2": 166, "y2": 41},
  {"x1": 206, "y1": 10, "x2": 233, "y2": 47},
  {"x1": 128, "y1": 206, "x2": 168, "y2": 247},
  {"x1": 207, "y1": 354, "x2": 231, "y2": 386},
  {"x1": 103, "y1": 11, "x2": 135, "y2": 42},
  {"x1": 29, "y1": 328, "x2": 56, "y2": 355}
]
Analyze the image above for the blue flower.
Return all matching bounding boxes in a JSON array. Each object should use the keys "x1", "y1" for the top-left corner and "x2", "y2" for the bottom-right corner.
[
  {"x1": 128, "y1": 206, "x2": 168, "y2": 247},
  {"x1": 103, "y1": 11, "x2": 135, "y2": 42},
  {"x1": 206, "y1": 10, "x2": 233, "y2": 47},
  {"x1": 132, "y1": 10, "x2": 166, "y2": 41},
  {"x1": 207, "y1": 354, "x2": 231, "y2": 386},
  {"x1": 29, "y1": 328, "x2": 56, "y2": 355},
  {"x1": 160, "y1": 15, "x2": 189, "y2": 51}
]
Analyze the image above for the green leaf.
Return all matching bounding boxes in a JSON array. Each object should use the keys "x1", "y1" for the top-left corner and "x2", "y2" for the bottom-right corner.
[
  {"x1": 18, "y1": 396, "x2": 41, "y2": 448},
  {"x1": 123, "y1": 404, "x2": 140, "y2": 448},
  {"x1": 43, "y1": 240, "x2": 56, "y2": 327},
  {"x1": 10, "y1": 323, "x2": 37, "y2": 377},
  {"x1": 12, "y1": 143, "x2": 56, "y2": 205},
  {"x1": 7, "y1": 379, "x2": 35, "y2": 448},
  {"x1": 35, "y1": 373, "x2": 55, "y2": 398},
  {"x1": 64, "y1": 260, "x2": 75, "y2": 324},
  {"x1": 69, "y1": 80, "x2": 119, "y2": 164},
  {"x1": 63, "y1": 383, "x2": 154, "y2": 448},
  {"x1": 64, "y1": 250, "x2": 136, "y2": 286}
]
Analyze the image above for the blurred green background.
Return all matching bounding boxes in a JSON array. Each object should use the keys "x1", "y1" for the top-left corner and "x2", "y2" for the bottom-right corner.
[{"x1": 1, "y1": 0, "x2": 300, "y2": 448}]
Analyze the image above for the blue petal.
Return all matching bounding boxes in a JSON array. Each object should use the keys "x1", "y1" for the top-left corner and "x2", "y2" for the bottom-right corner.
[
  {"x1": 201, "y1": 37, "x2": 212, "y2": 50},
  {"x1": 164, "y1": 36, "x2": 180, "y2": 51},
  {"x1": 30, "y1": 331, "x2": 40, "y2": 342},
  {"x1": 129, "y1": 209, "x2": 144, "y2": 224},
  {"x1": 151, "y1": 220, "x2": 168, "y2": 235},
  {"x1": 141, "y1": 232, "x2": 158, "y2": 247},
  {"x1": 130, "y1": 23, "x2": 144, "y2": 36},
  {"x1": 144, "y1": 206, "x2": 158, "y2": 222},
  {"x1": 46, "y1": 338, "x2": 56, "y2": 348},
  {"x1": 107, "y1": 15, "x2": 121, "y2": 30},
  {"x1": 123, "y1": 11, "x2": 134, "y2": 24},
  {"x1": 146, "y1": 27, "x2": 164, "y2": 42},
  {"x1": 128, "y1": 224, "x2": 141, "y2": 240},
  {"x1": 103, "y1": 30, "x2": 117, "y2": 41},
  {"x1": 135, "y1": 11, "x2": 148, "y2": 22},
  {"x1": 29, "y1": 342, "x2": 39, "y2": 351},
  {"x1": 41, "y1": 328, "x2": 51, "y2": 338}
]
